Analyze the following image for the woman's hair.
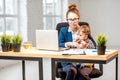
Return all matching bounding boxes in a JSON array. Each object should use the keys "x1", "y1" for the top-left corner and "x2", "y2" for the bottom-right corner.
[
  {"x1": 78, "y1": 25, "x2": 91, "y2": 35},
  {"x1": 66, "y1": 3, "x2": 80, "y2": 19}
]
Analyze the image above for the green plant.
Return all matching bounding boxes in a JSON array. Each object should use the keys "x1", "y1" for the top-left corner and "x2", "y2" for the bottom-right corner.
[
  {"x1": 12, "y1": 34, "x2": 22, "y2": 45},
  {"x1": 96, "y1": 34, "x2": 107, "y2": 47},
  {"x1": 0, "y1": 34, "x2": 11, "y2": 45}
]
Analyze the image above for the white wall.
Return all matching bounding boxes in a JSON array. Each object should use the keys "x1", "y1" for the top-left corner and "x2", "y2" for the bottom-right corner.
[
  {"x1": 78, "y1": 1, "x2": 120, "y2": 79},
  {"x1": 78, "y1": 0, "x2": 120, "y2": 47},
  {"x1": 27, "y1": 0, "x2": 43, "y2": 46}
]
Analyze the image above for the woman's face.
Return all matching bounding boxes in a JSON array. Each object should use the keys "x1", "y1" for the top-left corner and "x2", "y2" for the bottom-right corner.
[{"x1": 67, "y1": 12, "x2": 80, "y2": 29}]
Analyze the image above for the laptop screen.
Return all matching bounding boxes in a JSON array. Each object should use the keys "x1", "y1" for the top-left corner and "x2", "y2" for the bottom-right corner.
[{"x1": 36, "y1": 30, "x2": 59, "y2": 51}]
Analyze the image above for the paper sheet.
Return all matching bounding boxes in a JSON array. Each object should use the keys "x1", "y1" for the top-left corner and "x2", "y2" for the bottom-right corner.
[{"x1": 62, "y1": 49, "x2": 85, "y2": 55}]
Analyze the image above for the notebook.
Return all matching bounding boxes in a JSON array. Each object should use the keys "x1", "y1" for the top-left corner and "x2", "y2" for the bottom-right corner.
[{"x1": 36, "y1": 30, "x2": 59, "y2": 51}]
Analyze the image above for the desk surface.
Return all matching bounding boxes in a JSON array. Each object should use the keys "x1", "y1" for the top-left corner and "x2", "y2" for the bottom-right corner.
[{"x1": 0, "y1": 47, "x2": 118, "y2": 61}]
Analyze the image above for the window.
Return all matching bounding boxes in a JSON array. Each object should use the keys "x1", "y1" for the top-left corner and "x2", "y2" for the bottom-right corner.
[
  {"x1": 43, "y1": 0, "x2": 68, "y2": 29},
  {"x1": 0, "y1": 0, "x2": 19, "y2": 35},
  {"x1": 0, "y1": 0, "x2": 27, "y2": 41}
]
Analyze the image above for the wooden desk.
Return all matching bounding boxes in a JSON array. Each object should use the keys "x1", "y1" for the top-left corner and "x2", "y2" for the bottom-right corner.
[
  {"x1": 0, "y1": 48, "x2": 118, "y2": 80},
  {"x1": 51, "y1": 49, "x2": 118, "y2": 80}
]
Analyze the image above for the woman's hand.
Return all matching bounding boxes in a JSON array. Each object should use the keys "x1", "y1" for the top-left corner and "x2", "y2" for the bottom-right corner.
[
  {"x1": 65, "y1": 42, "x2": 79, "y2": 48},
  {"x1": 75, "y1": 41, "x2": 88, "y2": 49}
]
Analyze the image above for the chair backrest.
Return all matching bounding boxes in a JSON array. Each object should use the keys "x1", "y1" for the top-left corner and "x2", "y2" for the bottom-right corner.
[
  {"x1": 56, "y1": 22, "x2": 89, "y2": 34},
  {"x1": 56, "y1": 22, "x2": 96, "y2": 47}
]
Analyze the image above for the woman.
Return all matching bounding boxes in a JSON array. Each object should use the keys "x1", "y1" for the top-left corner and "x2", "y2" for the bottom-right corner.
[
  {"x1": 58, "y1": 3, "x2": 93, "y2": 80},
  {"x1": 59, "y1": 3, "x2": 80, "y2": 48}
]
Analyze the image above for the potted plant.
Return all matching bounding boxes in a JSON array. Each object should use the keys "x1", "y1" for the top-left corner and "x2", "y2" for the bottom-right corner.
[
  {"x1": 0, "y1": 34, "x2": 11, "y2": 52},
  {"x1": 12, "y1": 34, "x2": 23, "y2": 52},
  {"x1": 96, "y1": 34, "x2": 107, "y2": 55}
]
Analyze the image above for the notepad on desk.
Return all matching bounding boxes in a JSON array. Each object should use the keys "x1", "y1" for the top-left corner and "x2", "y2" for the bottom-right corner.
[
  {"x1": 84, "y1": 49, "x2": 112, "y2": 55},
  {"x1": 62, "y1": 49, "x2": 85, "y2": 55}
]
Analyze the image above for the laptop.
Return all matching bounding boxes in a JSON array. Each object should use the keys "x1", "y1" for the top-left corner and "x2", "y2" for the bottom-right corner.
[{"x1": 36, "y1": 30, "x2": 60, "y2": 51}]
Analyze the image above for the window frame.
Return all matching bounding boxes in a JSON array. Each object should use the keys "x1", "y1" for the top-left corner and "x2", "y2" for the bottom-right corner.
[
  {"x1": 43, "y1": 0, "x2": 67, "y2": 30},
  {"x1": 0, "y1": 0, "x2": 20, "y2": 35}
]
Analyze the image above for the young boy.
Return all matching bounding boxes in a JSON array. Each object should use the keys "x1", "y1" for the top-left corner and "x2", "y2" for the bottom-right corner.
[
  {"x1": 76, "y1": 25, "x2": 95, "y2": 49},
  {"x1": 76, "y1": 25, "x2": 95, "y2": 80}
]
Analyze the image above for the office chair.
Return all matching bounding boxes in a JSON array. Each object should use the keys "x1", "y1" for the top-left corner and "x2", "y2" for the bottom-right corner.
[{"x1": 56, "y1": 22, "x2": 103, "y2": 80}]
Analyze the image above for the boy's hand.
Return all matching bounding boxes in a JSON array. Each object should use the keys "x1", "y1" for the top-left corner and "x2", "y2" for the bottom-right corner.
[
  {"x1": 80, "y1": 66, "x2": 93, "y2": 76},
  {"x1": 75, "y1": 36, "x2": 81, "y2": 43},
  {"x1": 81, "y1": 41, "x2": 88, "y2": 48}
]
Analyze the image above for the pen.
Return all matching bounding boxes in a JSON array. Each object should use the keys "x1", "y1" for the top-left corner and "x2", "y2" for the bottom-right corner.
[
  {"x1": 92, "y1": 50, "x2": 97, "y2": 52},
  {"x1": 92, "y1": 50, "x2": 110, "y2": 52}
]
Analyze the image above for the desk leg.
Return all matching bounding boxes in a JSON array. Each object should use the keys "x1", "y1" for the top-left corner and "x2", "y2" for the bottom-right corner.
[
  {"x1": 116, "y1": 56, "x2": 118, "y2": 80},
  {"x1": 51, "y1": 59, "x2": 56, "y2": 80},
  {"x1": 22, "y1": 60, "x2": 25, "y2": 80},
  {"x1": 39, "y1": 58, "x2": 43, "y2": 80},
  {"x1": 99, "y1": 64, "x2": 103, "y2": 75}
]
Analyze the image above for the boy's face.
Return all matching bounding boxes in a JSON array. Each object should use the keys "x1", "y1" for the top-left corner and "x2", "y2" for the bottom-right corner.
[{"x1": 78, "y1": 32, "x2": 88, "y2": 40}]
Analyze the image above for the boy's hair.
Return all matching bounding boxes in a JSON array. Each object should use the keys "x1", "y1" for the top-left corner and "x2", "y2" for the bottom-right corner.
[{"x1": 78, "y1": 25, "x2": 91, "y2": 35}]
